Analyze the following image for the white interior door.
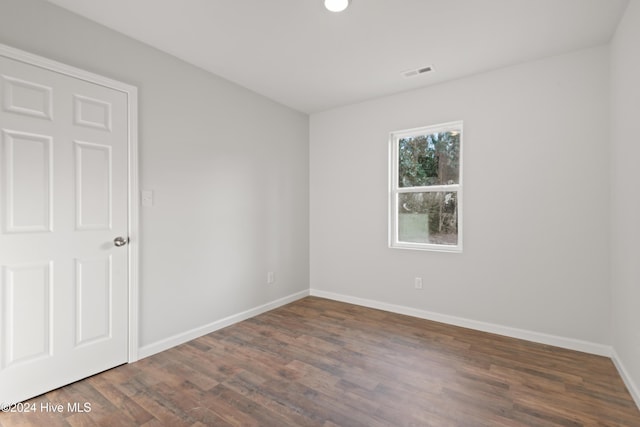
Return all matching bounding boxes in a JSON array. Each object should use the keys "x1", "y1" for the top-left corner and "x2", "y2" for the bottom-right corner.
[{"x1": 0, "y1": 53, "x2": 129, "y2": 404}]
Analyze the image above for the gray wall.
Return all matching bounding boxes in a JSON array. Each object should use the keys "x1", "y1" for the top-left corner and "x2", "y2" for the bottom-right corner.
[
  {"x1": 0, "y1": 0, "x2": 310, "y2": 349},
  {"x1": 310, "y1": 46, "x2": 611, "y2": 346},
  {"x1": 611, "y1": 0, "x2": 640, "y2": 402}
]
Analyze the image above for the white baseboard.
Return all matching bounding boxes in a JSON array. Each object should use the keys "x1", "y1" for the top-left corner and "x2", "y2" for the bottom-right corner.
[
  {"x1": 611, "y1": 349, "x2": 640, "y2": 410},
  {"x1": 309, "y1": 289, "x2": 612, "y2": 357},
  {"x1": 138, "y1": 290, "x2": 310, "y2": 359}
]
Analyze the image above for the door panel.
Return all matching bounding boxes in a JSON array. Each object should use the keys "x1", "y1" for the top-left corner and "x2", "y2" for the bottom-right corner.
[
  {"x1": 2, "y1": 130, "x2": 52, "y2": 233},
  {"x1": 0, "y1": 53, "x2": 129, "y2": 404},
  {"x1": 75, "y1": 141, "x2": 112, "y2": 230},
  {"x1": 73, "y1": 94, "x2": 112, "y2": 131},
  {"x1": 2, "y1": 262, "x2": 52, "y2": 368},
  {"x1": 2, "y1": 75, "x2": 53, "y2": 120},
  {"x1": 75, "y1": 256, "x2": 112, "y2": 346}
]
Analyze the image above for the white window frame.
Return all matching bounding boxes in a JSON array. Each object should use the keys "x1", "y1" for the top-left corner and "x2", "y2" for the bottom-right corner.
[{"x1": 389, "y1": 121, "x2": 463, "y2": 252}]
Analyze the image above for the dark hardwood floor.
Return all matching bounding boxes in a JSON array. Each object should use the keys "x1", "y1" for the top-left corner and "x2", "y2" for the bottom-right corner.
[{"x1": 2, "y1": 297, "x2": 639, "y2": 426}]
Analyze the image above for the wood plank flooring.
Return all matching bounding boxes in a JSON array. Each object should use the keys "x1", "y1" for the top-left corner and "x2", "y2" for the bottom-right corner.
[{"x1": 1, "y1": 297, "x2": 639, "y2": 426}]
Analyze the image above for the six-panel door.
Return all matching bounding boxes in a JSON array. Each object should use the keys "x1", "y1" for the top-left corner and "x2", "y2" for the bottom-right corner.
[{"x1": 0, "y1": 55, "x2": 129, "y2": 404}]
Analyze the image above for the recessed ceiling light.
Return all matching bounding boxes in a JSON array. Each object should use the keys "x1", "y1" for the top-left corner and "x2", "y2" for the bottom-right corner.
[{"x1": 324, "y1": 0, "x2": 350, "y2": 12}]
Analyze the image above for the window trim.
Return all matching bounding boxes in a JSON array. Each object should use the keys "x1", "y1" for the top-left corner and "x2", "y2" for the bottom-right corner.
[{"x1": 388, "y1": 121, "x2": 463, "y2": 253}]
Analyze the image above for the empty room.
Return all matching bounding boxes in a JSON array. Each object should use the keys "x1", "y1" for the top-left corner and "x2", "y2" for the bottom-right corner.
[{"x1": 1, "y1": 0, "x2": 639, "y2": 425}]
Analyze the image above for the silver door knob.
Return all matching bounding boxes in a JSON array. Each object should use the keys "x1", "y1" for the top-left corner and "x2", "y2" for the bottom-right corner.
[{"x1": 114, "y1": 236, "x2": 129, "y2": 247}]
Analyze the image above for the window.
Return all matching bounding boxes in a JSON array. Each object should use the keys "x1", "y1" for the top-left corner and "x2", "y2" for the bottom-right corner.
[{"x1": 389, "y1": 121, "x2": 463, "y2": 252}]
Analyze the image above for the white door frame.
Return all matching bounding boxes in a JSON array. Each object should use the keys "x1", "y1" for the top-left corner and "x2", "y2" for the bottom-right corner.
[{"x1": 0, "y1": 43, "x2": 140, "y2": 363}]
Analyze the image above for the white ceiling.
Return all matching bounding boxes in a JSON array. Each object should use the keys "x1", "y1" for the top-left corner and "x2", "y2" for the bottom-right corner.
[{"x1": 45, "y1": 0, "x2": 629, "y2": 113}]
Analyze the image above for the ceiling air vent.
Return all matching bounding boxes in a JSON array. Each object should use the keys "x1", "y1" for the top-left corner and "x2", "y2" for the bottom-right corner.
[{"x1": 402, "y1": 66, "x2": 433, "y2": 78}]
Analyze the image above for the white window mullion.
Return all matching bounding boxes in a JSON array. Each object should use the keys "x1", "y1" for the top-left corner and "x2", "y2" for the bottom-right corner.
[{"x1": 396, "y1": 184, "x2": 460, "y2": 194}]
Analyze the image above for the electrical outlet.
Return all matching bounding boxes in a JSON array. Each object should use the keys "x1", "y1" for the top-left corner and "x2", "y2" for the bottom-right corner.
[
  {"x1": 267, "y1": 272, "x2": 275, "y2": 284},
  {"x1": 414, "y1": 277, "x2": 423, "y2": 290}
]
